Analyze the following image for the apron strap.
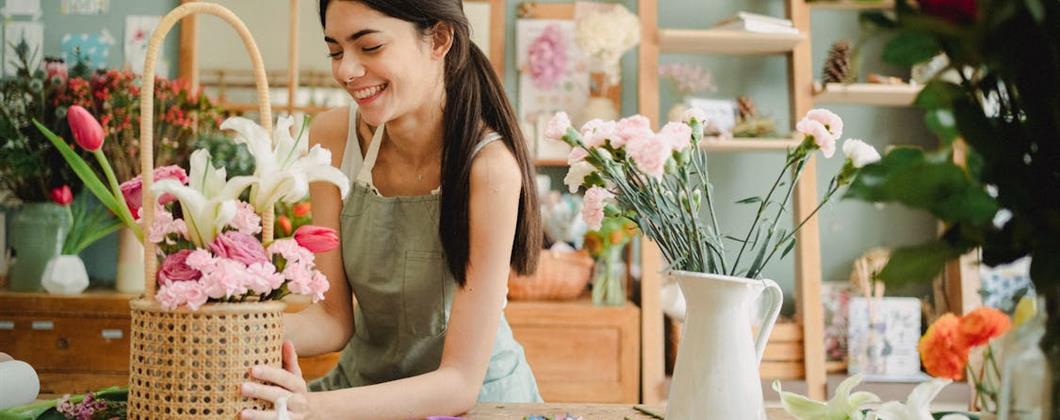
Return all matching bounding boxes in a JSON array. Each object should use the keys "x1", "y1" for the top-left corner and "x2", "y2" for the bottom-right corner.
[{"x1": 356, "y1": 123, "x2": 386, "y2": 185}]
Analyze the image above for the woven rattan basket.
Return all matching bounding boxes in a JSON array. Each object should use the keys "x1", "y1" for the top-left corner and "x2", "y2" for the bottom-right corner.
[
  {"x1": 127, "y1": 3, "x2": 284, "y2": 419},
  {"x1": 507, "y1": 250, "x2": 594, "y2": 300}
]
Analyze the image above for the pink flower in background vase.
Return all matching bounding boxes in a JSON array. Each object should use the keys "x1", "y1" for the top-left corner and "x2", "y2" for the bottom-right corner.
[
  {"x1": 157, "y1": 249, "x2": 202, "y2": 285},
  {"x1": 156, "y1": 280, "x2": 208, "y2": 310},
  {"x1": 582, "y1": 186, "x2": 615, "y2": 231},
  {"x1": 614, "y1": 115, "x2": 653, "y2": 147},
  {"x1": 66, "y1": 105, "x2": 104, "y2": 152},
  {"x1": 580, "y1": 119, "x2": 618, "y2": 148},
  {"x1": 49, "y1": 185, "x2": 73, "y2": 206},
  {"x1": 293, "y1": 225, "x2": 339, "y2": 253},
  {"x1": 545, "y1": 111, "x2": 572, "y2": 142},
  {"x1": 229, "y1": 202, "x2": 262, "y2": 235},
  {"x1": 659, "y1": 122, "x2": 693, "y2": 151},
  {"x1": 796, "y1": 118, "x2": 836, "y2": 158},
  {"x1": 626, "y1": 133, "x2": 672, "y2": 179},
  {"x1": 210, "y1": 231, "x2": 269, "y2": 266},
  {"x1": 527, "y1": 24, "x2": 567, "y2": 90},
  {"x1": 245, "y1": 262, "x2": 285, "y2": 295},
  {"x1": 120, "y1": 165, "x2": 189, "y2": 218}
]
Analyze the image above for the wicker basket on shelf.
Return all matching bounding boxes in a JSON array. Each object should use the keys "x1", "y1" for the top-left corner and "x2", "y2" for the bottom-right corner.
[
  {"x1": 507, "y1": 250, "x2": 594, "y2": 300},
  {"x1": 127, "y1": 3, "x2": 283, "y2": 419}
]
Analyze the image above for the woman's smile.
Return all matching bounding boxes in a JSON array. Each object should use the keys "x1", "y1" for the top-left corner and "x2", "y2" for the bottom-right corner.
[{"x1": 351, "y1": 82, "x2": 389, "y2": 106}]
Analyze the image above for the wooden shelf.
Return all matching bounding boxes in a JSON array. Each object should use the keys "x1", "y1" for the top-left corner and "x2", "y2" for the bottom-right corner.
[
  {"x1": 701, "y1": 137, "x2": 800, "y2": 152},
  {"x1": 535, "y1": 159, "x2": 569, "y2": 167},
  {"x1": 658, "y1": 29, "x2": 805, "y2": 55},
  {"x1": 808, "y1": 0, "x2": 894, "y2": 10},
  {"x1": 814, "y1": 82, "x2": 923, "y2": 106}
]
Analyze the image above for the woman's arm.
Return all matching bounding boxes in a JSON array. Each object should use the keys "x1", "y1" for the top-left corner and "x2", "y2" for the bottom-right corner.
[
  {"x1": 282, "y1": 107, "x2": 356, "y2": 357},
  {"x1": 243, "y1": 141, "x2": 524, "y2": 419}
]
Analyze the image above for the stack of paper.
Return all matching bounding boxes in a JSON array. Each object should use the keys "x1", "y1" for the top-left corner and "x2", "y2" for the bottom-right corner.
[{"x1": 714, "y1": 12, "x2": 799, "y2": 34}]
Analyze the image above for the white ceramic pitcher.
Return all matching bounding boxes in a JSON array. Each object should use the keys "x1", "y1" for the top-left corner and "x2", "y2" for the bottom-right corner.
[{"x1": 666, "y1": 270, "x2": 784, "y2": 420}]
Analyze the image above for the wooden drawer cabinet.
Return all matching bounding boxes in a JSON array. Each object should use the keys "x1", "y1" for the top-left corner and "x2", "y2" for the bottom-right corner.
[{"x1": 505, "y1": 299, "x2": 640, "y2": 403}]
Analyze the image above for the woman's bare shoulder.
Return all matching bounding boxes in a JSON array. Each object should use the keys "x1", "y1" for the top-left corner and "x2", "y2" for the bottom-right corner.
[{"x1": 309, "y1": 106, "x2": 351, "y2": 166}]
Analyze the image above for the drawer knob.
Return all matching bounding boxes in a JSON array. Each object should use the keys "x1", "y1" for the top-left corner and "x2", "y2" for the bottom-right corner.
[{"x1": 56, "y1": 337, "x2": 69, "y2": 349}]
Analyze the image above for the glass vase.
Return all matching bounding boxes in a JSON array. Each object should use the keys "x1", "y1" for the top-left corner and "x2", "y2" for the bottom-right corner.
[
  {"x1": 998, "y1": 296, "x2": 1048, "y2": 420},
  {"x1": 591, "y1": 251, "x2": 625, "y2": 306}
]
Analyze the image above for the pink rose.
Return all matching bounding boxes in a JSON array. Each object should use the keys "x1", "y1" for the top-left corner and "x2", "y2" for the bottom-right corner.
[
  {"x1": 210, "y1": 231, "x2": 269, "y2": 266},
  {"x1": 293, "y1": 225, "x2": 340, "y2": 254},
  {"x1": 626, "y1": 134, "x2": 672, "y2": 179},
  {"x1": 156, "y1": 280, "x2": 208, "y2": 310},
  {"x1": 580, "y1": 119, "x2": 618, "y2": 148},
  {"x1": 614, "y1": 115, "x2": 654, "y2": 148},
  {"x1": 796, "y1": 118, "x2": 836, "y2": 158},
  {"x1": 157, "y1": 249, "x2": 202, "y2": 285},
  {"x1": 121, "y1": 165, "x2": 189, "y2": 218},
  {"x1": 659, "y1": 122, "x2": 693, "y2": 151},
  {"x1": 582, "y1": 186, "x2": 615, "y2": 231},
  {"x1": 545, "y1": 112, "x2": 572, "y2": 142}
]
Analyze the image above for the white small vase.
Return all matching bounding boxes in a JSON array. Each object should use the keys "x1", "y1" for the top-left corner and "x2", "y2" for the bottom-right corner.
[
  {"x1": 666, "y1": 271, "x2": 783, "y2": 420},
  {"x1": 41, "y1": 255, "x2": 89, "y2": 295},
  {"x1": 115, "y1": 227, "x2": 144, "y2": 294}
]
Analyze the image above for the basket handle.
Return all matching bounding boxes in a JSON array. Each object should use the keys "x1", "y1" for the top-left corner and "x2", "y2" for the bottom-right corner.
[{"x1": 140, "y1": 2, "x2": 275, "y2": 300}]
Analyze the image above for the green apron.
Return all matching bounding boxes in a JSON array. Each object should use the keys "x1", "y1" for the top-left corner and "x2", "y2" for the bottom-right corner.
[{"x1": 308, "y1": 108, "x2": 542, "y2": 403}]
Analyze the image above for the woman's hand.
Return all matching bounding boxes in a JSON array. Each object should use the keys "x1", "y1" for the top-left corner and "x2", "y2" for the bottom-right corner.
[{"x1": 241, "y1": 341, "x2": 317, "y2": 420}]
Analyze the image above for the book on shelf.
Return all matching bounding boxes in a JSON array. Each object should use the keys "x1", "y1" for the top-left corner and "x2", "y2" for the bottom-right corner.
[{"x1": 714, "y1": 11, "x2": 799, "y2": 35}]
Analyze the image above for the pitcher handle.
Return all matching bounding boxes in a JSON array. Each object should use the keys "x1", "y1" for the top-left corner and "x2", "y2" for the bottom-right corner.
[{"x1": 753, "y1": 279, "x2": 784, "y2": 364}]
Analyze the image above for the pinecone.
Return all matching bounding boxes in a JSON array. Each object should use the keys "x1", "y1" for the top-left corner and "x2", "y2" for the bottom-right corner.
[
  {"x1": 736, "y1": 96, "x2": 757, "y2": 122},
  {"x1": 822, "y1": 41, "x2": 852, "y2": 84}
]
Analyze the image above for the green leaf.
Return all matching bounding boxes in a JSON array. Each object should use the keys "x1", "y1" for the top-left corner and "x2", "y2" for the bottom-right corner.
[
  {"x1": 33, "y1": 120, "x2": 125, "y2": 221},
  {"x1": 924, "y1": 109, "x2": 960, "y2": 145},
  {"x1": 859, "y1": 11, "x2": 898, "y2": 30},
  {"x1": 724, "y1": 235, "x2": 748, "y2": 244},
  {"x1": 736, "y1": 196, "x2": 762, "y2": 205},
  {"x1": 878, "y1": 241, "x2": 963, "y2": 285},
  {"x1": 882, "y1": 32, "x2": 941, "y2": 66},
  {"x1": 780, "y1": 238, "x2": 797, "y2": 259},
  {"x1": 915, "y1": 81, "x2": 963, "y2": 110}
]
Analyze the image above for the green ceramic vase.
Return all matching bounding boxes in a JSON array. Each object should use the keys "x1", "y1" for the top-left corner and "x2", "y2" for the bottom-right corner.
[{"x1": 8, "y1": 202, "x2": 69, "y2": 292}]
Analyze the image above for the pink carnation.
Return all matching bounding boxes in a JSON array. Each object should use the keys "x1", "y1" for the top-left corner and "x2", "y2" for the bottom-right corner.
[
  {"x1": 582, "y1": 186, "x2": 615, "y2": 231},
  {"x1": 580, "y1": 119, "x2": 618, "y2": 148},
  {"x1": 210, "y1": 231, "x2": 269, "y2": 266},
  {"x1": 245, "y1": 262, "x2": 285, "y2": 295},
  {"x1": 805, "y1": 109, "x2": 843, "y2": 139},
  {"x1": 120, "y1": 165, "x2": 188, "y2": 219},
  {"x1": 157, "y1": 249, "x2": 202, "y2": 285},
  {"x1": 184, "y1": 249, "x2": 216, "y2": 271},
  {"x1": 614, "y1": 115, "x2": 654, "y2": 148},
  {"x1": 199, "y1": 258, "x2": 249, "y2": 299},
  {"x1": 568, "y1": 147, "x2": 588, "y2": 164},
  {"x1": 527, "y1": 24, "x2": 567, "y2": 90},
  {"x1": 659, "y1": 122, "x2": 693, "y2": 151},
  {"x1": 545, "y1": 112, "x2": 572, "y2": 142},
  {"x1": 626, "y1": 134, "x2": 672, "y2": 179},
  {"x1": 229, "y1": 202, "x2": 262, "y2": 235},
  {"x1": 796, "y1": 118, "x2": 836, "y2": 158},
  {"x1": 288, "y1": 269, "x2": 330, "y2": 303},
  {"x1": 268, "y1": 238, "x2": 315, "y2": 266},
  {"x1": 146, "y1": 204, "x2": 187, "y2": 244},
  {"x1": 156, "y1": 280, "x2": 208, "y2": 310}
]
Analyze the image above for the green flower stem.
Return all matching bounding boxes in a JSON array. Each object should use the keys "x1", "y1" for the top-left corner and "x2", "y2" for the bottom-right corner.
[
  {"x1": 93, "y1": 149, "x2": 142, "y2": 241},
  {"x1": 730, "y1": 152, "x2": 798, "y2": 276},
  {"x1": 758, "y1": 175, "x2": 842, "y2": 272},
  {"x1": 747, "y1": 155, "x2": 809, "y2": 278}
]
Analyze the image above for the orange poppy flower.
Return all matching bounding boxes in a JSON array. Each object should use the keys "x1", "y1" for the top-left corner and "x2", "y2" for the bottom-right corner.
[
  {"x1": 958, "y1": 307, "x2": 1012, "y2": 348},
  {"x1": 918, "y1": 313, "x2": 969, "y2": 380}
]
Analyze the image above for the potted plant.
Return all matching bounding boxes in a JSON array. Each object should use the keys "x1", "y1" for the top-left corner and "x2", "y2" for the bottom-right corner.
[
  {"x1": 548, "y1": 106, "x2": 880, "y2": 419},
  {"x1": 845, "y1": 1, "x2": 1060, "y2": 416}
]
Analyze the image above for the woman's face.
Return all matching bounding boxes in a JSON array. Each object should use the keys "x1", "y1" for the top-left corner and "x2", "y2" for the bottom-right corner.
[{"x1": 324, "y1": 1, "x2": 445, "y2": 126}]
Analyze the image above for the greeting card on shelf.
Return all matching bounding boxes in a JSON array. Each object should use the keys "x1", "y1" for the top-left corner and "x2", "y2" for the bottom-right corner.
[
  {"x1": 685, "y1": 97, "x2": 737, "y2": 133},
  {"x1": 848, "y1": 296, "x2": 923, "y2": 380},
  {"x1": 516, "y1": 18, "x2": 590, "y2": 140}
]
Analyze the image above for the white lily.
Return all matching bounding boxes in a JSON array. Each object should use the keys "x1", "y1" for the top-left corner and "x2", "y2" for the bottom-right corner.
[
  {"x1": 151, "y1": 149, "x2": 256, "y2": 247},
  {"x1": 871, "y1": 379, "x2": 969, "y2": 420},
  {"x1": 773, "y1": 374, "x2": 880, "y2": 420},
  {"x1": 220, "y1": 115, "x2": 349, "y2": 211}
]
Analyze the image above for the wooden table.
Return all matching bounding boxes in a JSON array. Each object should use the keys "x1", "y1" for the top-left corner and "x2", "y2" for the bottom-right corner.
[{"x1": 466, "y1": 404, "x2": 796, "y2": 419}]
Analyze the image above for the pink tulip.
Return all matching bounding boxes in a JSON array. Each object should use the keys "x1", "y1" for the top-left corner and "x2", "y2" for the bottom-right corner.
[
  {"x1": 66, "y1": 105, "x2": 104, "y2": 152},
  {"x1": 50, "y1": 185, "x2": 73, "y2": 206},
  {"x1": 293, "y1": 225, "x2": 339, "y2": 253}
]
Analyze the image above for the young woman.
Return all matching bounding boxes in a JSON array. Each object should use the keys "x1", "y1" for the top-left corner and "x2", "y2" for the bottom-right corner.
[{"x1": 239, "y1": 1, "x2": 543, "y2": 418}]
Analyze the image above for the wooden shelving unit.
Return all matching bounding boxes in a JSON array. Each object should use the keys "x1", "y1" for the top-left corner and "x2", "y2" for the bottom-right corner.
[
  {"x1": 659, "y1": 29, "x2": 805, "y2": 55},
  {"x1": 808, "y1": 0, "x2": 895, "y2": 10},
  {"x1": 638, "y1": 0, "x2": 829, "y2": 402},
  {"x1": 814, "y1": 82, "x2": 923, "y2": 106}
]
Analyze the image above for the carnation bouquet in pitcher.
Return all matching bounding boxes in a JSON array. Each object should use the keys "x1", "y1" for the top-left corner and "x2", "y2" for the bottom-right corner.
[{"x1": 547, "y1": 107, "x2": 879, "y2": 420}]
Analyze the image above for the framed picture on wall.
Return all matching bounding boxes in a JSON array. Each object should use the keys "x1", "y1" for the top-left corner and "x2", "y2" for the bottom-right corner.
[{"x1": 463, "y1": 0, "x2": 505, "y2": 78}]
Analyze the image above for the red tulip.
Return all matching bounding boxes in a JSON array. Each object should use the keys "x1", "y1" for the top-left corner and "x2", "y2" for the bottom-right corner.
[
  {"x1": 920, "y1": 0, "x2": 977, "y2": 24},
  {"x1": 66, "y1": 105, "x2": 104, "y2": 151},
  {"x1": 293, "y1": 225, "x2": 339, "y2": 253},
  {"x1": 50, "y1": 185, "x2": 73, "y2": 206}
]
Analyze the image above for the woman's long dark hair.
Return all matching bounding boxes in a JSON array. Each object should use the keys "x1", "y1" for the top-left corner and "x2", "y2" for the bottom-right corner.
[{"x1": 320, "y1": 0, "x2": 540, "y2": 285}]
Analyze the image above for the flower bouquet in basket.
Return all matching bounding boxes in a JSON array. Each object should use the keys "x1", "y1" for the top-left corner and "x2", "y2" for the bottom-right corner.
[{"x1": 546, "y1": 108, "x2": 880, "y2": 419}]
